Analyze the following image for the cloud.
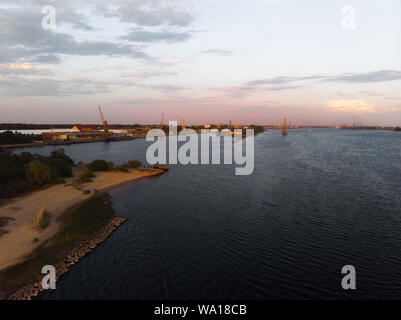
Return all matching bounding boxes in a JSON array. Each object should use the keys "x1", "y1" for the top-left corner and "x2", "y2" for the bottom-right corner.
[
  {"x1": 324, "y1": 70, "x2": 401, "y2": 83},
  {"x1": 201, "y1": 49, "x2": 233, "y2": 57},
  {"x1": 326, "y1": 100, "x2": 376, "y2": 113},
  {"x1": 132, "y1": 83, "x2": 187, "y2": 92},
  {"x1": 0, "y1": 63, "x2": 51, "y2": 75},
  {"x1": 0, "y1": 76, "x2": 115, "y2": 97},
  {"x1": 58, "y1": 12, "x2": 95, "y2": 31},
  {"x1": 0, "y1": 8, "x2": 152, "y2": 63},
  {"x1": 118, "y1": 2, "x2": 194, "y2": 27},
  {"x1": 246, "y1": 75, "x2": 324, "y2": 86},
  {"x1": 31, "y1": 54, "x2": 62, "y2": 64},
  {"x1": 247, "y1": 70, "x2": 401, "y2": 86},
  {"x1": 268, "y1": 85, "x2": 304, "y2": 91},
  {"x1": 122, "y1": 29, "x2": 191, "y2": 43}
]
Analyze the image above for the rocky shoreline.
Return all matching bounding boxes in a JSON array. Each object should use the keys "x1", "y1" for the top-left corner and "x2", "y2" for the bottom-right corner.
[{"x1": 8, "y1": 217, "x2": 126, "y2": 300}]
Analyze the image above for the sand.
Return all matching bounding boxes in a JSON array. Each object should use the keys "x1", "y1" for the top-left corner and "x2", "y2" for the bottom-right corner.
[{"x1": 0, "y1": 168, "x2": 163, "y2": 271}]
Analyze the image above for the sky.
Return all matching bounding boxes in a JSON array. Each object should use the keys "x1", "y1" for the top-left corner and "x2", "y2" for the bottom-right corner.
[{"x1": 0, "y1": 0, "x2": 400, "y2": 125}]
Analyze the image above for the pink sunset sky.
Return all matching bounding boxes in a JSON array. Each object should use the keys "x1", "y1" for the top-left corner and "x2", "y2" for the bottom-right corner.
[{"x1": 0, "y1": 0, "x2": 400, "y2": 126}]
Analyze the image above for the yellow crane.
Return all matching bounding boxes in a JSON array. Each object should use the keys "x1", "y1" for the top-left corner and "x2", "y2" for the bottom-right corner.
[
  {"x1": 98, "y1": 105, "x2": 109, "y2": 137},
  {"x1": 180, "y1": 118, "x2": 186, "y2": 130},
  {"x1": 282, "y1": 118, "x2": 288, "y2": 136},
  {"x1": 160, "y1": 113, "x2": 164, "y2": 130}
]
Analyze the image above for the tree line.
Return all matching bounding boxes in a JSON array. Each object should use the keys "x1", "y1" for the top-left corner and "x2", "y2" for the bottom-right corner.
[{"x1": 0, "y1": 148, "x2": 73, "y2": 199}]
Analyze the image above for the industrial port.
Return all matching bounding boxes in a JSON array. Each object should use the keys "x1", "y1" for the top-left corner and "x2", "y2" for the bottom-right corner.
[{"x1": 0, "y1": 107, "x2": 267, "y2": 149}]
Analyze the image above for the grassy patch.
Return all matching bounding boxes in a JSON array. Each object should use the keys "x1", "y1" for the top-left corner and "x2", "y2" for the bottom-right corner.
[
  {"x1": 0, "y1": 217, "x2": 14, "y2": 239},
  {"x1": 0, "y1": 229, "x2": 9, "y2": 238},
  {"x1": 0, "y1": 193, "x2": 115, "y2": 298},
  {"x1": 0, "y1": 217, "x2": 14, "y2": 229}
]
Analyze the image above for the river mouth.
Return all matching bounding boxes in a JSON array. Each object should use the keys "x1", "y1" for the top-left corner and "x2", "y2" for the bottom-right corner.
[{"x1": 13, "y1": 129, "x2": 401, "y2": 300}]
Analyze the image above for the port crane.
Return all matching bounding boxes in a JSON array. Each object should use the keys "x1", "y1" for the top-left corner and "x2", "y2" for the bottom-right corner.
[
  {"x1": 282, "y1": 118, "x2": 288, "y2": 136},
  {"x1": 98, "y1": 105, "x2": 109, "y2": 137},
  {"x1": 160, "y1": 113, "x2": 164, "y2": 130},
  {"x1": 180, "y1": 119, "x2": 186, "y2": 130}
]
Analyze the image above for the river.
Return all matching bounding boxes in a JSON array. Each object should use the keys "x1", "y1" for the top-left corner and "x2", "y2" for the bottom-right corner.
[{"x1": 14, "y1": 128, "x2": 401, "y2": 299}]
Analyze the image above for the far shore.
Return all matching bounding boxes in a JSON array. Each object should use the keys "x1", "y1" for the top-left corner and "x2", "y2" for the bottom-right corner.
[{"x1": 0, "y1": 167, "x2": 165, "y2": 272}]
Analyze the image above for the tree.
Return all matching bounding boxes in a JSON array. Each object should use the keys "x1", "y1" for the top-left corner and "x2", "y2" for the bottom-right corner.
[
  {"x1": 127, "y1": 160, "x2": 142, "y2": 169},
  {"x1": 50, "y1": 148, "x2": 74, "y2": 166},
  {"x1": 25, "y1": 161, "x2": 53, "y2": 186},
  {"x1": 87, "y1": 160, "x2": 109, "y2": 172}
]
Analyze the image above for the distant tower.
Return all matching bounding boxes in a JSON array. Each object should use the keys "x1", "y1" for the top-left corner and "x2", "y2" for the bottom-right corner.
[
  {"x1": 160, "y1": 113, "x2": 164, "y2": 129},
  {"x1": 282, "y1": 118, "x2": 288, "y2": 136},
  {"x1": 180, "y1": 119, "x2": 186, "y2": 130}
]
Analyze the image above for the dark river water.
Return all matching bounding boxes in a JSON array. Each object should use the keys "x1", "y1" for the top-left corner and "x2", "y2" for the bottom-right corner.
[{"x1": 14, "y1": 129, "x2": 401, "y2": 299}]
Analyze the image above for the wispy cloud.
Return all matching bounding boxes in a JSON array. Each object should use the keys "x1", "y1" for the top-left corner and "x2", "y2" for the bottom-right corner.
[
  {"x1": 201, "y1": 49, "x2": 233, "y2": 57},
  {"x1": 117, "y1": 2, "x2": 194, "y2": 27},
  {"x1": 246, "y1": 75, "x2": 324, "y2": 86},
  {"x1": 247, "y1": 70, "x2": 401, "y2": 86},
  {"x1": 325, "y1": 70, "x2": 401, "y2": 83},
  {"x1": 122, "y1": 29, "x2": 191, "y2": 43},
  {"x1": 326, "y1": 100, "x2": 376, "y2": 113},
  {"x1": 0, "y1": 63, "x2": 50, "y2": 76}
]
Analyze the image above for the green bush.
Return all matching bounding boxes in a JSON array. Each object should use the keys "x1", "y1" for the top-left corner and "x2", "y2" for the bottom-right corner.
[
  {"x1": 0, "y1": 217, "x2": 14, "y2": 229},
  {"x1": 0, "y1": 149, "x2": 73, "y2": 199},
  {"x1": 25, "y1": 161, "x2": 52, "y2": 186},
  {"x1": 0, "y1": 180, "x2": 33, "y2": 199},
  {"x1": 0, "y1": 131, "x2": 42, "y2": 145},
  {"x1": 77, "y1": 170, "x2": 95, "y2": 184},
  {"x1": 47, "y1": 158, "x2": 73, "y2": 178},
  {"x1": 127, "y1": 160, "x2": 141, "y2": 169},
  {"x1": 108, "y1": 161, "x2": 115, "y2": 171},
  {"x1": 87, "y1": 160, "x2": 109, "y2": 172},
  {"x1": 49, "y1": 148, "x2": 74, "y2": 166},
  {"x1": 114, "y1": 165, "x2": 129, "y2": 172}
]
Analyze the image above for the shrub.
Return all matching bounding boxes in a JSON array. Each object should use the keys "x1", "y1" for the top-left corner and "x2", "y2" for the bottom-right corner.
[
  {"x1": 25, "y1": 161, "x2": 53, "y2": 186},
  {"x1": 35, "y1": 207, "x2": 52, "y2": 230},
  {"x1": 0, "y1": 180, "x2": 33, "y2": 199},
  {"x1": 0, "y1": 149, "x2": 73, "y2": 199},
  {"x1": 50, "y1": 148, "x2": 74, "y2": 166},
  {"x1": 47, "y1": 158, "x2": 73, "y2": 178},
  {"x1": 108, "y1": 161, "x2": 115, "y2": 171},
  {"x1": 0, "y1": 217, "x2": 14, "y2": 229},
  {"x1": 127, "y1": 160, "x2": 142, "y2": 169},
  {"x1": 0, "y1": 131, "x2": 41, "y2": 145},
  {"x1": 77, "y1": 170, "x2": 95, "y2": 184},
  {"x1": 87, "y1": 160, "x2": 109, "y2": 172},
  {"x1": 114, "y1": 165, "x2": 129, "y2": 172}
]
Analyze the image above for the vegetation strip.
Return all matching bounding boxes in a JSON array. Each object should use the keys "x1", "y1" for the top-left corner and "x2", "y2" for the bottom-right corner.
[
  {"x1": 0, "y1": 194, "x2": 123, "y2": 300},
  {"x1": 9, "y1": 217, "x2": 126, "y2": 300}
]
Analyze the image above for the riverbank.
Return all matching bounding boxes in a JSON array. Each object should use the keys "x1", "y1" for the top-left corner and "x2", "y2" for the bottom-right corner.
[
  {"x1": 0, "y1": 167, "x2": 165, "y2": 291},
  {"x1": 0, "y1": 194, "x2": 116, "y2": 299},
  {"x1": 9, "y1": 214, "x2": 127, "y2": 300}
]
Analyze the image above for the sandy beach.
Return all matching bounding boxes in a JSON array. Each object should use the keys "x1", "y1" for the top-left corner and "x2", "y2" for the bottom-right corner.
[{"x1": 0, "y1": 168, "x2": 164, "y2": 271}]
